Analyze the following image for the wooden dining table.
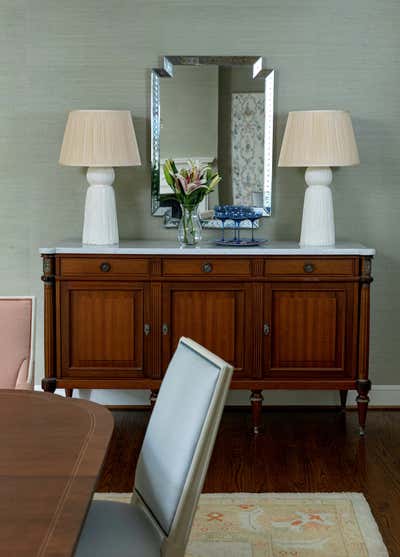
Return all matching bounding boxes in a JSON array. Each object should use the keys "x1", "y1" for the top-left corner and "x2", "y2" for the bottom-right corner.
[{"x1": 0, "y1": 390, "x2": 114, "y2": 556}]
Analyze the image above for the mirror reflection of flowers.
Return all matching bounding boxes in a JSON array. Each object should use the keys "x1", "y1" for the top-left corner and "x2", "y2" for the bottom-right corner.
[
  {"x1": 163, "y1": 159, "x2": 222, "y2": 246},
  {"x1": 163, "y1": 159, "x2": 221, "y2": 209}
]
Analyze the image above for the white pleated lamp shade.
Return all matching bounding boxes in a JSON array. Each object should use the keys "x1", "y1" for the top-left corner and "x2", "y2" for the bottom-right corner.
[
  {"x1": 278, "y1": 110, "x2": 360, "y2": 167},
  {"x1": 59, "y1": 110, "x2": 141, "y2": 167}
]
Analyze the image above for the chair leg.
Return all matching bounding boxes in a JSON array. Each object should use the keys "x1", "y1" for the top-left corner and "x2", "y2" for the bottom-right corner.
[{"x1": 65, "y1": 388, "x2": 73, "y2": 398}]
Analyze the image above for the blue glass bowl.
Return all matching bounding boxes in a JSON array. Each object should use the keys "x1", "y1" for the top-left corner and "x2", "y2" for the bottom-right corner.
[{"x1": 213, "y1": 205, "x2": 268, "y2": 246}]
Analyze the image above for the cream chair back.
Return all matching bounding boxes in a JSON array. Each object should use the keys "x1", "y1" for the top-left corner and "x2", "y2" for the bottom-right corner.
[
  {"x1": 134, "y1": 337, "x2": 233, "y2": 557},
  {"x1": 0, "y1": 297, "x2": 35, "y2": 390}
]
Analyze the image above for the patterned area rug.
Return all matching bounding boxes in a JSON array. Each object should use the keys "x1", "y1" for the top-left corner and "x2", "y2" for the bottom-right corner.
[{"x1": 94, "y1": 492, "x2": 388, "y2": 556}]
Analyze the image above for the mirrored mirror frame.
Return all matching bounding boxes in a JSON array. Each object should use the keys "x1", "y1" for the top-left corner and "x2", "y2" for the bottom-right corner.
[{"x1": 151, "y1": 56, "x2": 275, "y2": 228}]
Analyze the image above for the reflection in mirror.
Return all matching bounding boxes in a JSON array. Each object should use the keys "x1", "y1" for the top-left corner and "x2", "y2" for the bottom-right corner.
[
  {"x1": 159, "y1": 65, "x2": 219, "y2": 212},
  {"x1": 151, "y1": 56, "x2": 274, "y2": 227}
]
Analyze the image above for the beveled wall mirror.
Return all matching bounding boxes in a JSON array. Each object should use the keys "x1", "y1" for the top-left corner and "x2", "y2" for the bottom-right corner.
[{"x1": 151, "y1": 56, "x2": 274, "y2": 227}]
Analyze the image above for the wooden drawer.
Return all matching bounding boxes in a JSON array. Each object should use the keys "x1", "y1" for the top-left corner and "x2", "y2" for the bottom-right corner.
[
  {"x1": 162, "y1": 258, "x2": 251, "y2": 277},
  {"x1": 60, "y1": 257, "x2": 150, "y2": 277},
  {"x1": 264, "y1": 257, "x2": 355, "y2": 276}
]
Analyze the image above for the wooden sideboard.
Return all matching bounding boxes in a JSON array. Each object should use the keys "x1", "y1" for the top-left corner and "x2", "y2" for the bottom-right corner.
[{"x1": 40, "y1": 241, "x2": 375, "y2": 434}]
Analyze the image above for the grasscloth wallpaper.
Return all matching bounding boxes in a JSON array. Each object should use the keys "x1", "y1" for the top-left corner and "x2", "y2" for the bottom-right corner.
[{"x1": 1, "y1": 0, "x2": 399, "y2": 394}]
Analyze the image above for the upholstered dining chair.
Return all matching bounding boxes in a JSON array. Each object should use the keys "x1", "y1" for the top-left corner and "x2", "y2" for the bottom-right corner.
[
  {"x1": 0, "y1": 296, "x2": 35, "y2": 390},
  {"x1": 75, "y1": 337, "x2": 233, "y2": 557}
]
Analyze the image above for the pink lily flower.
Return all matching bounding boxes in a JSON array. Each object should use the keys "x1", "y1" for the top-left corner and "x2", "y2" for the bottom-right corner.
[{"x1": 183, "y1": 181, "x2": 208, "y2": 194}]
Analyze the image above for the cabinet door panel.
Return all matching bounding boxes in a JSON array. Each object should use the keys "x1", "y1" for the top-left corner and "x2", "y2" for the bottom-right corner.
[
  {"x1": 264, "y1": 284, "x2": 356, "y2": 378},
  {"x1": 60, "y1": 282, "x2": 150, "y2": 378},
  {"x1": 162, "y1": 283, "x2": 253, "y2": 377}
]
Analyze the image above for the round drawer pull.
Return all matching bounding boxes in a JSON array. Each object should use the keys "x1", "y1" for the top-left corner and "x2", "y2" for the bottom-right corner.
[
  {"x1": 100, "y1": 262, "x2": 111, "y2": 273},
  {"x1": 304, "y1": 263, "x2": 315, "y2": 273},
  {"x1": 202, "y1": 262, "x2": 213, "y2": 273}
]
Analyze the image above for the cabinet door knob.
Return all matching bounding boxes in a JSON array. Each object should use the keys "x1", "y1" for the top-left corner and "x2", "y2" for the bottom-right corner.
[
  {"x1": 303, "y1": 263, "x2": 315, "y2": 273},
  {"x1": 100, "y1": 262, "x2": 111, "y2": 273},
  {"x1": 202, "y1": 262, "x2": 213, "y2": 273},
  {"x1": 162, "y1": 323, "x2": 169, "y2": 335},
  {"x1": 144, "y1": 324, "x2": 151, "y2": 336},
  {"x1": 263, "y1": 323, "x2": 270, "y2": 336}
]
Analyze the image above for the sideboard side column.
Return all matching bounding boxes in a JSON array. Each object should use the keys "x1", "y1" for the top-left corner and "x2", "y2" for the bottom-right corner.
[
  {"x1": 41, "y1": 254, "x2": 57, "y2": 393},
  {"x1": 356, "y1": 256, "x2": 373, "y2": 435}
]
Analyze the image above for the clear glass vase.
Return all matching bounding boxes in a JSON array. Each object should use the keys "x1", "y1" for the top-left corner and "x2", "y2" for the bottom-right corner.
[{"x1": 178, "y1": 205, "x2": 202, "y2": 246}]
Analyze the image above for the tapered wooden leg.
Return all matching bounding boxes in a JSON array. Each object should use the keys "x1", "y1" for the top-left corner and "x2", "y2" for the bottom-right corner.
[
  {"x1": 250, "y1": 390, "x2": 264, "y2": 435},
  {"x1": 356, "y1": 379, "x2": 371, "y2": 436},
  {"x1": 65, "y1": 389, "x2": 73, "y2": 398},
  {"x1": 42, "y1": 377, "x2": 57, "y2": 393},
  {"x1": 150, "y1": 389, "x2": 159, "y2": 409},
  {"x1": 339, "y1": 389, "x2": 348, "y2": 411}
]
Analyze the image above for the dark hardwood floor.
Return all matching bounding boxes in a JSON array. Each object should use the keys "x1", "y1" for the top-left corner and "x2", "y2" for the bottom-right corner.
[{"x1": 98, "y1": 408, "x2": 400, "y2": 556}]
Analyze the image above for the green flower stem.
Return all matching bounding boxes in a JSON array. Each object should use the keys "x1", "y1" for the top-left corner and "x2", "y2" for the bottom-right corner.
[
  {"x1": 183, "y1": 208, "x2": 189, "y2": 244},
  {"x1": 181, "y1": 205, "x2": 197, "y2": 245}
]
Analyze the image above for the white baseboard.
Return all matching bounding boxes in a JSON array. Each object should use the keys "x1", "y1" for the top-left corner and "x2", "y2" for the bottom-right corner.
[{"x1": 35, "y1": 385, "x2": 400, "y2": 407}]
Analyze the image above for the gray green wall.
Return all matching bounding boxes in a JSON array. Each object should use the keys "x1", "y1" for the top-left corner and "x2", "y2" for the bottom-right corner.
[{"x1": 1, "y1": 0, "x2": 399, "y2": 393}]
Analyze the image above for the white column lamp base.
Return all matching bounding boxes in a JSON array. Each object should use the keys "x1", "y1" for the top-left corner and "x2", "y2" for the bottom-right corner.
[
  {"x1": 82, "y1": 167, "x2": 119, "y2": 245},
  {"x1": 300, "y1": 167, "x2": 335, "y2": 247}
]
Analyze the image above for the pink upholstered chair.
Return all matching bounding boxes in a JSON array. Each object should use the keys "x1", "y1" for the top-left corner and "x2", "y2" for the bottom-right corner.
[{"x1": 0, "y1": 297, "x2": 35, "y2": 390}]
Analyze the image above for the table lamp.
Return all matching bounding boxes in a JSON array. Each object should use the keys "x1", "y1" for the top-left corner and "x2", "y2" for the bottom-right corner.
[
  {"x1": 278, "y1": 110, "x2": 359, "y2": 246},
  {"x1": 59, "y1": 110, "x2": 141, "y2": 245}
]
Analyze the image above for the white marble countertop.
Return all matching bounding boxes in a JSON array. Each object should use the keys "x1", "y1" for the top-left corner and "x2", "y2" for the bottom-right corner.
[{"x1": 40, "y1": 240, "x2": 375, "y2": 256}]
